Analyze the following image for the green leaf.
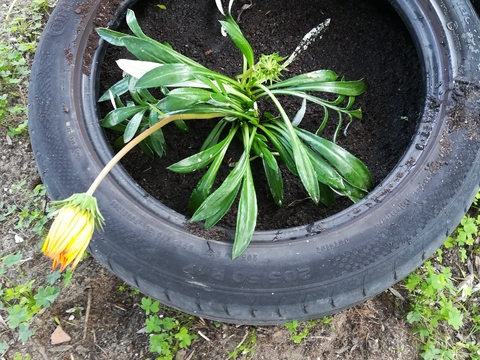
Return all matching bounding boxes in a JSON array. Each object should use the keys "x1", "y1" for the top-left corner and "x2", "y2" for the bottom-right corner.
[
  {"x1": 282, "y1": 79, "x2": 366, "y2": 96},
  {"x1": 258, "y1": 142, "x2": 283, "y2": 206},
  {"x1": 124, "y1": 109, "x2": 146, "y2": 143},
  {"x1": 120, "y1": 36, "x2": 180, "y2": 64},
  {"x1": 168, "y1": 127, "x2": 236, "y2": 173},
  {"x1": 3, "y1": 253, "x2": 22, "y2": 267},
  {"x1": 136, "y1": 64, "x2": 231, "y2": 89},
  {"x1": 232, "y1": 163, "x2": 257, "y2": 259},
  {"x1": 200, "y1": 119, "x2": 229, "y2": 151},
  {"x1": 268, "y1": 69, "x2": 339, "y2": 89},
  {"x1": 318, "y1": 182, "x2": 335, "y2": 206},
  {"x1": 18, "y1": 323, "x2": 34, "y2": 343},
  {"x1": 147, "y1": 111, "x2": 165, "y2": 157},
  {"x1": 189, "y1": 148, "x2": 227, "y2": 213},
  {"x1": 102, "y1": 106, "x2": 147, "y2": 127},
  {"x1": 191, "y1": 152, "x2": 248, "y2": 224},
  {"x1": 261, "y1": 125, "x2": 297, "y2": 175},
  {"x1": 167, "y1": 87, "x2": 216, "y2": 102},
  {"x1": 145, "y1": 315, "x2": 162, "y2": 333},
  {"x1": 204, "y1": 182, "x2": 241, "y2": 229},
  {"x1": 259, "y1": 86, "x2": 319, "y2": 203},
  {"x1": 126, "y1": 9, "x2": 149, "y2": 39},
  {"x1": 219, "y1": 15, "x2": 254, "y2": 68},
  {"x1": 34, "y1": 286, "x2": 60, "y2": 308},
  {"x1": 136, "y1": 64, "x2": 197, "y2": 88},
  {"x1": 176, "y1": 327, "x2": 198, "y2": 348},
  {"x1": 46, "y1": 270, "x2": 61, "y2": 285},
  {"x1": 304, "y1": 146, "x2": 346, "y2": 191},
  {"x1": 296, "y1": 128, "x2": 373, "y2": 192},
  {"x1": 6, "y1": 305, "x2": 29, "y2": 329},
  {"x1": 96, "y1": 28, "x2": 129, "y2": 46},
  {"x1": 98, "y1": 77, "x2": 129, "y2": 102},
  {"x1": 447, "y1": 307, "x2": 463, "y2": 330}
]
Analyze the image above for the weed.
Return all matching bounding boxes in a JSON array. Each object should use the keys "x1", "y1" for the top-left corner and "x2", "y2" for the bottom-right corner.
[
  {"x1": 227, "y1": 328, "x2": 257, "y2": 360},
  {"x1": 0, "y1": 0, "x2": 49, "y2": 128},
  {"x1": 444, "y1": 212, "x2": 479, "y2": 263},
  {"x1": 285, "y1": 319, "x2": 317, "y2": 343},
  {"x1": 1, "y1": 182, "x2": 49, "y2": 237},
  {"x1": 140, "y1": 296, "x2": 198, "y2": 360},
  {"x1": 0, "y1": 252, "x2": 60, "y2": 349},
  {"x1": 405, "y1": 190, "x2": 480, "y2": 359}
]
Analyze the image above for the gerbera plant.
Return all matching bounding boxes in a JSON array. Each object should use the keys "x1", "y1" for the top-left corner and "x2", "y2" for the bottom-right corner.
[{"x1": 43, "y1": 0, "x2": 372, "y2": 270}]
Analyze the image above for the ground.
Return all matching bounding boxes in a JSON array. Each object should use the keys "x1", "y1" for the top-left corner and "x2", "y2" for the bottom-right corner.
[{"x1": 1, "y1": 0, "x2": 477, "y2": 359}]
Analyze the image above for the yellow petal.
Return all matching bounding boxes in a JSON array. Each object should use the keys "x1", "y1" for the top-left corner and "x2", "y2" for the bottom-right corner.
[
  {"x1": 47, "y1": 209, "x2": 88, "y2": 258},
  {"x1": 44, "y1": 207, "x2": 79, "y2": 255}
]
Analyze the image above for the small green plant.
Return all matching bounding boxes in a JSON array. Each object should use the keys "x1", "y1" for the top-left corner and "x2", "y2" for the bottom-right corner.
[
  {"x1": 140, "y1": 297, "x2": 198, "y2": 360},
  {"x1": 405, "y1": 194, "x2": 480, "y2": 360},
  {"x1": 285, "y1": 319, "x2": 317, "y2": 343},
  {"x1": 444, "y1": 211, "x2": 479, "y2": 263},
  {"x1": 227, "y1": 328, "x2": 257, "y2": 360},
  {"x1": 96, "y1": 2, "x2": 372, "y2": 258},
  {"x1": 1, "y1": 182, "x2": 49, "y2": 237},
  {"x1": 0, "y1": 252, "x2": 60, "y2": 347},
  {"x1": 0, "y1": 0, "x2": 49, "y2": 126}
]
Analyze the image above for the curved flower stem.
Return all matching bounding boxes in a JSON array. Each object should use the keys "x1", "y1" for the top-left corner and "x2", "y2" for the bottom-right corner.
[{"x1": 86, "y1": 112, "x2": 225, "y2": 196}]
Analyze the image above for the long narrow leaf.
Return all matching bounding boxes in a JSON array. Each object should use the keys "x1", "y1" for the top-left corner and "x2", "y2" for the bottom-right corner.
[
  {"x1": 102, "y1": 106, "x2": 147, "y2": 127},
  {"x1": 258, "y1": 85, "x2": 319, "y2": 203},
  {"x1": 260, "y1": 124, "x2": 297, "y2": 175},
  {"x1": 304, "y1": 146, "x2": 346, "y2": 191},
  {"x1": 147, "y1": 110, "x2": 165, "y2": 157},
  {"x1": 296, "y1": 128, "x2": 373, "y2": 191},
  {"x1": 281, "y1": 80, "x2": 366, "y2": 96},
  {"x1": 126, "y1": 9, "x2": 149, "y2": 39},
  {"x1": 168, "y1": 127, "x2": 236, "y2": 173},
  {"x1": 232, "y1": 163, "x2": 257, "y2": 259},
  {"x1": 259, "y1": 144, "x2": 283, "y2": 206},
  {"x1": 219, "y1": 15, "x2": 254, "y2": 68},
  {"x1": 267, "y1": 69, "x2": 338, "y2": 90},
  {"x1": 124, "y1": 109, "x2": 146, "y2": 143},
  {"x1": 98, "y1": 77, "x2": 129, "y2": 102},
  {"x1": 136, "y1": 64, "x2": 236, "y2": 89},
  {"x1": 201, "y1": 119, "x2": 229, "y2": 151},
  {"x1": 96, "y1": 28, "x2": 129, "y2": 46},
  {"x1": 204, "y1": 181, "x2": 241, "y2": 229},
  {"x1": 191, "y1": 152, "x2": 248, "y2": 222},
  {"x1": 189, "y1": 145, "x2": 228, "y2": 213}
]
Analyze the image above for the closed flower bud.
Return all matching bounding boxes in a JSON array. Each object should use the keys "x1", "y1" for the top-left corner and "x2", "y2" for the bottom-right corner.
[{"x1": 42, "y1": 193, "x2": 104, "y2": 271}]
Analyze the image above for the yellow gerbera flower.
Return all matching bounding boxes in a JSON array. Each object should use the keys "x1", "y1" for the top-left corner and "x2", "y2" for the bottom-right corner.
[{"x1": 42, "y1": 193, "x2": 104, "y2": 271}]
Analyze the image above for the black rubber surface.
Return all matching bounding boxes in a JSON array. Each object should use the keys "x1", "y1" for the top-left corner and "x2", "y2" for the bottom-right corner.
[{"x1": 29, "y1": 0, "x2": 480, "y2": 324}]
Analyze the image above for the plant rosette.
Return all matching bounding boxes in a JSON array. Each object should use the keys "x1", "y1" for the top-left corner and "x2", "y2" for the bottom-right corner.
[
  {"x1": 29, "y1": 0, "x2": 480, "y2": 324},
  {"x1": 92, "y1": 3, "x2": 372, "y2": 260}
]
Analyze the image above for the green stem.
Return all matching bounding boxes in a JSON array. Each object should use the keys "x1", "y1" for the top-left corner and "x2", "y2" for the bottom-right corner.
[{"x1": 86, "y1": 112, "x2": 224, "y2": 196}]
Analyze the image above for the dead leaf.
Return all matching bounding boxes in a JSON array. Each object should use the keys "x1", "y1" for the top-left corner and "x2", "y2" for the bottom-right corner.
[{"x1": 51, "y1": 326, "x2": 72, "y2": 344}]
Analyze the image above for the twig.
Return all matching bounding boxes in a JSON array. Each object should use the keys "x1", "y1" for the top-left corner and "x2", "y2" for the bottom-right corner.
[
  {"x1": 95, "y1": 343, "x2": 108, "y2": 356},
  {"x1": 235, "y1": 330, "x2": 250, "y2": 349},
  {"x1": 197, "y1": 330, "x2": 211, "y2": 342},
  {"x1": 185, "y1": 349, "x2": 196, "y2": 360},
  {"x1": 83, "y1": 288, "x2": 92, "y2": 340}
]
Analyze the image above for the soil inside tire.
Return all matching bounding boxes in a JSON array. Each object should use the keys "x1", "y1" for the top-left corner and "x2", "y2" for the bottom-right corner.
[{"x1": 98, "y1": 0, "x2": 423, "y2": 230}]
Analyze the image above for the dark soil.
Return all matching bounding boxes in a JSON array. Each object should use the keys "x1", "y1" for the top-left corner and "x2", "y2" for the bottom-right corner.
[{"x1": 99, "y1": 0, "x2": 423, "y2": 229}]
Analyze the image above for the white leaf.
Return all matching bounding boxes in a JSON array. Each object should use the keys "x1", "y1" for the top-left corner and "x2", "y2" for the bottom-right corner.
[
  {"x1": 215, "y1": 0, "x2": 225, "y2": 15},
  {"x1": 292, "y1": 98, "x2": 307, "y2": 126},
  {"x1": 116, "y1": 59, "x2": 163, "y2": 79}
]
